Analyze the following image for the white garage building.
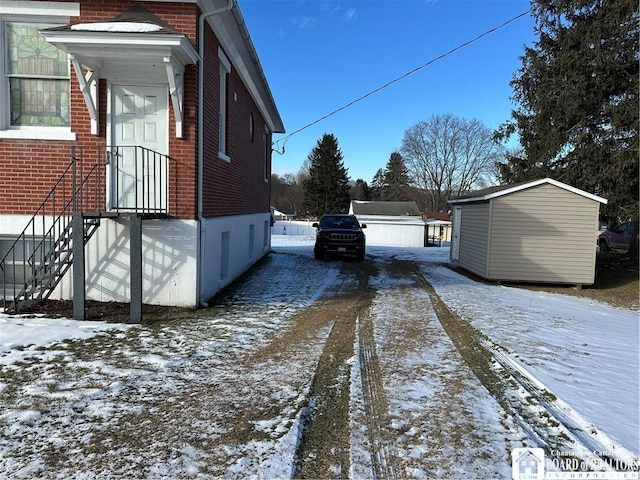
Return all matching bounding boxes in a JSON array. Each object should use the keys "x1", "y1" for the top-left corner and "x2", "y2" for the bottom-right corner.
[{"x1": 349, "y1": 201, "x2": 426, "y2": 247}]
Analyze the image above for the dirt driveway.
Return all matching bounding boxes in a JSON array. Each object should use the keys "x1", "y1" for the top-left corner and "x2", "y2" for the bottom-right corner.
[{"x1": 1, "y1": 246, "x2": 635, "y2": 479}]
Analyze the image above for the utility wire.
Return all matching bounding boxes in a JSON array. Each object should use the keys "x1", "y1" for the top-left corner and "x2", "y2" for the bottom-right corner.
[{"x1": 273, "y1": 9, "x2": 530, "y2": 154}]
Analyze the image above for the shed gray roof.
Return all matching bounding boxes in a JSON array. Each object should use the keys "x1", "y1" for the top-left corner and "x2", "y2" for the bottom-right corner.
[
  {"x1": 448, "y1": 178, "x2": 607, "y2": 204},
  {"x1": 351, "y1": 201, "x2": 421, "y2": 216}
]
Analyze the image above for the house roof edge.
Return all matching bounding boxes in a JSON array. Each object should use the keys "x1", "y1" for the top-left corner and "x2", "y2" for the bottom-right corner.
[{"x1": 203, "y1": 0, "x2": 285, "y2": 134}]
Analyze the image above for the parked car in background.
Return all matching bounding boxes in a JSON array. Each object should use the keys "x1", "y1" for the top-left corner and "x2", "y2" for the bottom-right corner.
[
  {"x1": 313, "y1": 214, "x2": 366, "y2": 260},
  {"x1": 598, "y1": 221, "x2": 634, "y2": 252}
]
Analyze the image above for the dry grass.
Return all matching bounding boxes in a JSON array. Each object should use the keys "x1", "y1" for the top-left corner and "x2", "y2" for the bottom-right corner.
[
  {"x1": 513, "y1": 253, "x2": 639, "y2": 310},
  {"x1": 19, "y1": 298, "x2": 197, "y2": 324},
  {"x1": 294, "y1": 301, "x2": 355, "y2": 479},
  {"x1": 294, "y1": 260, "x2": 378, "y2": 479},
  {"x1": 6, "y1": 251, "x2": 633, "y2": 477},
  {"x1": 450, "y1": 252, "x2": 639, "y2": 311}
]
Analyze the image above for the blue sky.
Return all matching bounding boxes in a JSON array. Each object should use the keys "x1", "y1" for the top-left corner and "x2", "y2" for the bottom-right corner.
[{"x1": 240, "y1": 0, "x2": 536, "y2": 184}]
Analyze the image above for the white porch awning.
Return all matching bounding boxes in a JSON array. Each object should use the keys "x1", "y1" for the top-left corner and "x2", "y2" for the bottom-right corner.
[{"x1": 42, "y1": 6, "x2": 198, "y2": 138}]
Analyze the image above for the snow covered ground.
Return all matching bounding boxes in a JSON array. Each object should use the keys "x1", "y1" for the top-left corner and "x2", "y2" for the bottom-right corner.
[
  {"x1": 0, "y1": 234, "x2": 638, "y2": 478},
  {"x1": 389, "y1": 245, "x2": 639, "y2": 456}
]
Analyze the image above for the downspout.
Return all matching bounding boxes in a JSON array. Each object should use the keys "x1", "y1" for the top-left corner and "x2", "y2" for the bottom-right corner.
[{"x1": 197, "y1": 0, "x2": 234, "y2": 307}]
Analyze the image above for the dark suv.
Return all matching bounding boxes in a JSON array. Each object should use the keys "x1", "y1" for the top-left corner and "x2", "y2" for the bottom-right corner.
[
  {"x1": 598, "y1": 221, "x2": 634, "y2": 252},
  {"x1": 313, "y1": 214, "x2": 366, "y2": 260}
]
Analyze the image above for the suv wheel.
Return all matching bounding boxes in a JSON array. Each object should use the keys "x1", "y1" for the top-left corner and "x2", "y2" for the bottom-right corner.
[
  {"x1": 599, "y1": 238, "x2": 610, "y2": 253},
  {"x1": 314, "y1": 249, "x2": 324, "y2": 260}
]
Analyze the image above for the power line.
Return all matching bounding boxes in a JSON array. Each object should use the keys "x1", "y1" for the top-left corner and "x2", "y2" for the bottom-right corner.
[{"x1": 273, "y1": 9, "x2": 530, "y2": 155}]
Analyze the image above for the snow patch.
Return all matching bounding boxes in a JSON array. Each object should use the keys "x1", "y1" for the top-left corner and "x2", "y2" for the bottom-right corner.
[{"x1": 70, "y1": 22, "x2": 162, "y2": 33}]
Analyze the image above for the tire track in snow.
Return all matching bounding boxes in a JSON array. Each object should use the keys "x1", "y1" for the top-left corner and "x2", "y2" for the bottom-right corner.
[
  {"x1": 373, "y1": 258, "x2": 518, "y2": 478},
  {"x1": 356, "y1": 309, "x2": 399, "y2": 479},
  {"x1": 294, "y1": 259, "x2": 405, "y2": 479},
  {"x1": 486, "y1": 340, "x2": 639, "y2": 471},
  {"x1": 293, "y1": 260, "x2": 377, "y2": 479},
  {"x1": 411, "y1": 264, "x2": 640, "y2": 472}
]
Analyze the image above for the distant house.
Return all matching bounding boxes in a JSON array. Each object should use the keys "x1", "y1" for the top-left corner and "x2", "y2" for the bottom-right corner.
[
  {"x1": 422, "y1": 211, "x2": 451, "y2": 222},
  {"x1": 349, "y1": 200, "x2": 425, "y2": 247},
  {"x1": 448, "y1": 178, "x2": 607, "y2": 286},
  {"x1": 0, "y1": 0, "x2": 284, "y2": 321},
  {"x1": 271, "y1": 208, "x2": 294, "y2": 221},
  {"x1": 422, "y1": 211, "x2": 452, "y2": 245}
]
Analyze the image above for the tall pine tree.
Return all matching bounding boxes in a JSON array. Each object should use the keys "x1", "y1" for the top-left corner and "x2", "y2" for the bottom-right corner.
[
  {"x1": 369, "y1": 168, "x2": 385, "y2": 200},
  {"x1": 382, "y1": 152, "x2": 411, "y2": 201},
  {"x1": 496, "y1": 0, "x2": 638, "y2": 223},
  {"x1": 303, "y1": 134, "x2": 351, "y2": 217}
]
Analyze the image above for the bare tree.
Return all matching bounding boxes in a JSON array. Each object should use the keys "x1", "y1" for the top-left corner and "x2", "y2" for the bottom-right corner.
[
  {"x1": 270, "y1": 172, "x2": 306, "y2": 216},
  {"x1": 401, "y1": 114, "x2": 502, "y2": 211}
]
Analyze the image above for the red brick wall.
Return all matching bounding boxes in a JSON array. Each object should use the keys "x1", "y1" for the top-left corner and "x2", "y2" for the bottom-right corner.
[
  {"x1": 0, "y1": 1, "x2": 198, "y2": 219},
  {"x1": 0, "y1": 0, "x2": 273, "y2": 220},
  {"x1": 200, "y1": 27, "x2": 273, "y2": 218}
]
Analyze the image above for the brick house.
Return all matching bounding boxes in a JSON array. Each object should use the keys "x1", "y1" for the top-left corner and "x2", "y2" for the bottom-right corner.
[{"x1": 0, "y1": 0, "x2": 284, "y2": 320}]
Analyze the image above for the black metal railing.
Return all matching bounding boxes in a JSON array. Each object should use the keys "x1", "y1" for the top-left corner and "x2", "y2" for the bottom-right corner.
[
  {"x1": 1, "y1": 145, "x2": 175, "y2": 313},
  {"x1": 0, "y1": 147, "x2": 103, "y2": 312},
  {"x1": 108, "y1": 146, "x2": 174, "y2": 215}
]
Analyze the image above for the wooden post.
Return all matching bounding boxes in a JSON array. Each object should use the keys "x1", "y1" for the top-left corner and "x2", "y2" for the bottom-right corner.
[
  {"x1": 72, "y1": 213, "x2": 85, "y2": 320},
  {"x1": 130, "y1": 215, "x2": 143, "y2": 324}
]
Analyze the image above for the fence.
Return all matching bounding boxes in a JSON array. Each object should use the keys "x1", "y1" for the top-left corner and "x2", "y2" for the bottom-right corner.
[
  {"x1": 271, "y1": 219, "x2": 451, "y2": 248},
  {"x1": 272, "y1": 220, "x2": 316, "y2": 236}
]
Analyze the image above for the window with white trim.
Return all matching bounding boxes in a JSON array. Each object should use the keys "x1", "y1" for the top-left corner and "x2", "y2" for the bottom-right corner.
[
  {"x1": 5, "y1": 22, "x2": 69, "y2": 127},
  {"x1": 2, "y1": 22, "x2": 70, "y2": 134},
  {"x1": 0, "y1": 2, "x2": 77, "y2": 140},
  {"x1": 218, "y1": 47, "x2": 231, "y2": 162}
]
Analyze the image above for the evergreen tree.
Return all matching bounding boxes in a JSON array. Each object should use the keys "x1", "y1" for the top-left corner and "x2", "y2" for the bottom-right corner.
[
  {"x1": 382, "y1": 152, "x2": 411, "y2": 201},
  {"x1": 495, "y1": 0, "x2": 638, "y2": 223},
  {"x1": 369, "y1": 168, "x2": 385, "y2": 200},
  {"x1": 303, "y1": 134, "x2": 351, "y2": 217}
]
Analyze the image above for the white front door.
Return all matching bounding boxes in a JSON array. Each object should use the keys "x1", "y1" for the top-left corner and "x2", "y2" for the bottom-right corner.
[{"x1": 111, "y1": 85, "x2": 168, "y2": 211}]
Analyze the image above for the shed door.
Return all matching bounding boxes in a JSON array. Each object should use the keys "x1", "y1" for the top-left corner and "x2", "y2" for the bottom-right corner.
[
  {"x1": 111, "y1": 85, "x2": 168, "y2": 211},
  {"x1": 451, "y1": 206, "x2": 462, "y2": 261}
]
